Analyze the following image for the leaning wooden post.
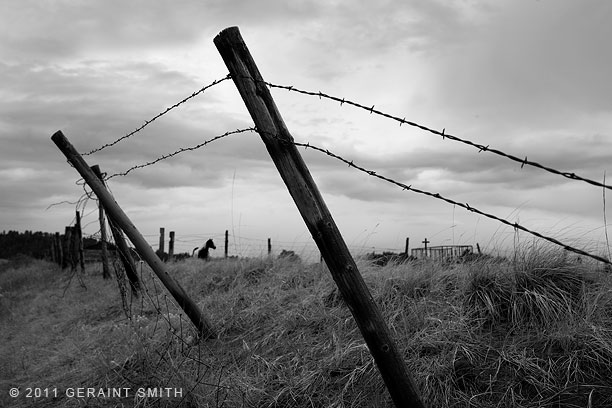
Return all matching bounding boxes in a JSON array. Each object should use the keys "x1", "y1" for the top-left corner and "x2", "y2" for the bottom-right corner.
[
  {"x1": 214, "y1": 26, "x2": 426, "y2": 408},
  {"x1": 91, "y1": 165, "x2": 140, "y2": 294},
  {"x1": 52, "y1": 131, "x2": 216, "y2": 340},
  {"x1": 404, "y1": 237, "x2": 410, "y2": 256},
  {"x1": 91, "y1": 166, "x2": 111, "y2": 280}
]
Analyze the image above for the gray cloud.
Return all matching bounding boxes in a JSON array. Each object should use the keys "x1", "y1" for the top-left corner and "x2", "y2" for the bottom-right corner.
[
  {"x1": 0, "y1": 1, "x2": 212, "y2": 61},
  {"x1": 430, "y1": 1, "x2": 612, "y2": 130},
  {"x1": 2, "y1": 0, "x2": 610, "y2": 253}
]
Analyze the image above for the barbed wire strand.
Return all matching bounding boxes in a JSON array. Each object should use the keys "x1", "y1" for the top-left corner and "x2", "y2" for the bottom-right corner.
[
  {"x1": 260, "y1": 79, "x2": 612, "y2": 192},
  {"x1": 50, "y1": 75, "x2": 609, "y2": 265},
  {"x1": 105, "y1": 127, "x2": 255, "y2": 180},
  {"x1": 83, "y1": 75, "x2": 231, "y2": 156},
  {"x1": 261, "y1": 132, "x2": 611, "y2": 265}
]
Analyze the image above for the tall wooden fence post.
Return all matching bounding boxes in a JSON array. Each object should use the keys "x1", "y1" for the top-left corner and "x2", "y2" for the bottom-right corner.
[
  {"x1": 169, "y1": 231, "x2": 175, "y2": 261},
  {"x1": 224, "y1": 230, "x2": 229, "y2": 258},
  {"x1": 91, "y1": 165, "x2": 141, "y2": 295},
  {"x1": 52, "y1": 131, "x2": 216, "y2": 340},
  {"x1": 214, "y1": 26, "x2": 426, "y2": 408},
  {"x1": 405, "y1": 237, "x2": 410, "y2": 256}
]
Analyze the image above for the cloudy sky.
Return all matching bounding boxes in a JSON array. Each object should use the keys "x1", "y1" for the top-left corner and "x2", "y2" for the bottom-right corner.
[{"x1": 2, "y1": 1, "x2": 611, "y2": 260}]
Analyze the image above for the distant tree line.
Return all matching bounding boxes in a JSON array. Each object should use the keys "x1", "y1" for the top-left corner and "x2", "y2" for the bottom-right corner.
[{"x1": 0, "y1": 230, "x2": 98, "y2": 260}]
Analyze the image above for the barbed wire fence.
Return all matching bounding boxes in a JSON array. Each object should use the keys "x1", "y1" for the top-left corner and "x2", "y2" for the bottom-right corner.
[
  {"x1": 58, "y1": 73, "x2": 612, "y2": 270},
  {"x1": 45, "y1": 69, "x2": 612, "y2": 406},
  {"x1": 261, "y1": 79, "x2": 612, "y2": 192}
]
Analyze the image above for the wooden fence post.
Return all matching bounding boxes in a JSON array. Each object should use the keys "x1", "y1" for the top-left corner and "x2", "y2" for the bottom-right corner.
[
  {"x1": 92, "y1": 168, "x2": 112, "y2": 279},
  {"x1": 214, "y1": 26, "x2": 426, "y2": 408},
  {"x1": 267, "y1": 238, "x2": 271, "y2": 256},
  {"x1": 404, "y1": 237, "x2": 410, "y2": 256},
  {"x1": 75, "y1": 211, "x2": 85, "y2": 275},
  {"x1": 63, "y1": 226, "x2": 73, "y2": 269},
  {"x1": 224, "y1": 230, "x2": 229, "y2": 258},
  {"x1": 52, "y1": 131, "x2": 216, "y2": 340},
  {"x1": 91, "y1": 165, "x2": 141, "y2": 295},
  {"x1": 159, "y1": 227, "x2": 165, "y2": 257},
  {"x1": 169, "y1": 231, "x2": 175, "y2": 260}
]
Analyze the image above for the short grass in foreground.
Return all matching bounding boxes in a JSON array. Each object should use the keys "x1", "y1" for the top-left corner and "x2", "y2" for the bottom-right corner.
[{"x1": 1, "y1": 244, "x2": 612, "y2": 407}]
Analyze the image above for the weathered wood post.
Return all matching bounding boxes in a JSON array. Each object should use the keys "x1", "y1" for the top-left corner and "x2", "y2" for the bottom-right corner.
[
  {"x1": 91, "y1": 166, "x2": 111, "y2": 279},
  {"x1": 159, "y1": 227, "x2": 165, "y2": 259},
  {"x1": 267, "y1": 238, "x2": 271, "y2": 256},
  {"x1": 52, "y1": 131, "x2": 216, "y2": 339},
  {"x1": 404, "y1": 237, "x2": 410, "y2": 256},
  {"x1": 70, "y1": 225, "x2": 79, "y2": 273},
  {"x1": 169, "y1": 231, "x2": 175, "y2": 260},
  {"x1": 91, "y1": 165, "x2": 140, "y2": 295},
  {"x1": 214, "y1": 26, "x2": 426, "y2": 408},
  {"x1": 224, "y1": 230, "x2": 229, "y2": 258},
  {"x1": 63, "y1": 226, "x2": 73, "y2": 270},
  {"x1": 75, "y1": 211, "x2": 86, "y2": 275}
]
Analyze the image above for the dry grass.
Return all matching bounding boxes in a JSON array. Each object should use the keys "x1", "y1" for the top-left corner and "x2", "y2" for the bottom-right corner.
[{"x1": 1, "y1": 244, "x2": 612, "y2": 407}]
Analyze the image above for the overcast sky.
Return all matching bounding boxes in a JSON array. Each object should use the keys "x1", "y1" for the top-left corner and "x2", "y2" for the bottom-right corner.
[{"x1": 1, "y1": 1, "x2": 611, "y2": 260}]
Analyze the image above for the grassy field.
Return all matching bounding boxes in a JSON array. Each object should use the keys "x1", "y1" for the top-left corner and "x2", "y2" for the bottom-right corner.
[{"x1": 1, "y1": 245, "x2": 612, "y2": 407}]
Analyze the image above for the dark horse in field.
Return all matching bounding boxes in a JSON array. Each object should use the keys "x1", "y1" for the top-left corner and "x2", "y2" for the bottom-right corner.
[{"x1": 197, "y1": 239, "x2": 216, "y2": 260}]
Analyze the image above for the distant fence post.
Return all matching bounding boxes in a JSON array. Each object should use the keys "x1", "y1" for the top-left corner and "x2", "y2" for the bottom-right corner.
[
  {"x1": 91, "y1": 166, "x2": 111, "y2": 280},
  {"x1": 75, "y1": 211, "x2": 85, "y2": 275},
  {"x1": 159, "y1": 227, "x2": 165, "y2": 258},
  {"x1": 169, "y1": 231, "x2": 175, "y2": 260},
  {"x1": 404, "y1": 237, "x2": 409, "y2": 256},
  {"x1": 267, "y1": 238, "x2": 272, "y2": 256},
  {"x1": 224, "y1": 230, "x2": 229, "y2": 258},
  {"x1": 63, "y1": 226, "x2": 73, "y2": 269},
  {"x1": 214, "y1": 26, "x2": 426, "y2": 408},
  {"x1": 52, "y1": 131, "x2": 216, "y2": 340},
  {"x1": 91, "y1": 165, "x2": 141, "y2": 295}
]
